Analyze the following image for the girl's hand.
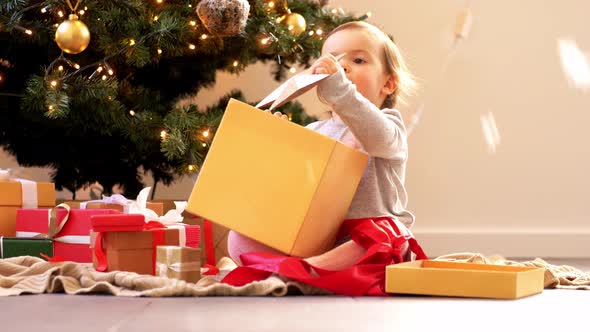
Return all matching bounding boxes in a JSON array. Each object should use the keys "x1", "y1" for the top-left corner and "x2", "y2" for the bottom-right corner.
[
  {"x1": 265, "y1": 110, "x2": 288, "y2": 120},
  {"x1": 311, "y1": 54, "x2": 341, "y2": 75}
]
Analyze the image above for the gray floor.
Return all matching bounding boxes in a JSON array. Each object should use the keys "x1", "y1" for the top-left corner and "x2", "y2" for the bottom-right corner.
[{"x1": 1, "y1": 258, "x2": 589, "y2": 332}]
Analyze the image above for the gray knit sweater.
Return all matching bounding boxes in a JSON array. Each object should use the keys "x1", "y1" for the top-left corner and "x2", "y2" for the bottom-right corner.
[{"x1": 306, "y1": 68, "x2": 415, "y2": 229}]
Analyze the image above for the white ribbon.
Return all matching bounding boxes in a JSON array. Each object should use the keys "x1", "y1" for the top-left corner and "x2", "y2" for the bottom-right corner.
[
  {"x1": 165, "y1": 224, "x2": 187, "y2": 247},
  {"x1": 126, "y1": 187, "x2": 160, "y2": 222},
  {"x1": 14, "y1": 179, "x2": 39, "y2": 208},
  {"x1": 79, "y1": 194, "x2": 131, "y2": 209},
  {"x1": 0, "y1": 168, "x2": 39, "y2": 208},
  {"x1": 158, "y1": 201, "x2": 188, "y2": 224},
  {"x1": 78, "y1": 187, "x2": 163, "y2": 223},
  {"x1": 156, "y1": 262, "x2": 201, "y2": 275},
  {"x1": 16, "y1": 232, "x2": 90, "y2": 245},
  {"x1": 156, "y1": 201, "x2": 190, "y2": 247}
]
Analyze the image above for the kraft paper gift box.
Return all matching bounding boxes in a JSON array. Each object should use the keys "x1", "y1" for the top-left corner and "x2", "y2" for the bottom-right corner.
[
  {"x1": 385, "y1": 260, "x2": 545, "y2": 299},
  {"x1": 15, "y1": 205, "x2": 120, "y2": 262},
  {"x1": 0, "y1": 237, "x2": 53, "y2": 259},
  {"x1": 0, "y1": 180, "x2": 55, "y2": 237},
  {"x1": 186, "y1": 98, "x2": 368, "y2": 258},
  {"x1": 156, "y1": 246, "x2": 202, "y2": 283},
  {"x1": 90, "y1": 214, "x2": 201, "y2": 275}
]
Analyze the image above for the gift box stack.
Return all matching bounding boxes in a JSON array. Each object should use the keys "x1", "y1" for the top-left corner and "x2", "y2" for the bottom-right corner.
[
  {"x1": 0, "y1": 177, "x2": 62, "y2": 260},
  {"x1": 89, "y1": 200, "x2": 202, "y2": 281},
  {"x1": 1, "y1": 178, "x2": 202, "y2": 283}
]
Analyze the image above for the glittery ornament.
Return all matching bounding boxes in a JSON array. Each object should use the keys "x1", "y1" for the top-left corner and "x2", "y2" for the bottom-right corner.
[{"x1": 196, "y1": 0, "x2": 250, "y2": 36}]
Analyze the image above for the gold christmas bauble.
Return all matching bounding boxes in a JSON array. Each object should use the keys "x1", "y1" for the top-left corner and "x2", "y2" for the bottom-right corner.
[
  {"x1": 281, "y1": 12, "x2": 306, "y2": 37},
  {"x1": 55, "y1": 14, "x2": 91, "y2": 54}
]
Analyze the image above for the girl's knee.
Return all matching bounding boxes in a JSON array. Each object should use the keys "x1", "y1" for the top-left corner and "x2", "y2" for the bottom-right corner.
[{"x1": 227, "y1": 230, "x2": 281, "y2": 265}]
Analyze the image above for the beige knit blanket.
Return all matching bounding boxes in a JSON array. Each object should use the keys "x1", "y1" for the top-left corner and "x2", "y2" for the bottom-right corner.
[{"x1": 1, "y1": 254, "x2": 588, "y2": 297}]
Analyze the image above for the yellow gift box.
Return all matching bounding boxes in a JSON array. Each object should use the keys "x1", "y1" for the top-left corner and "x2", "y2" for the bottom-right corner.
[
  {"x1": 385, "y1": 260, "x2": 545, "y2": 299},
  {"x1": 186, "y1": 98, "x2": 368, "y2": 257},
  {"x1": 0, "y1": 181, "x2": 56, "y2": 236}
]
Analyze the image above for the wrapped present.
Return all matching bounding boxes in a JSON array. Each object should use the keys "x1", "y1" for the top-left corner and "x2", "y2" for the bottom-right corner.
[
  {"x1": 186, "y1": 98, "x2": 368, "y2": 257},
  {"x1": 90, "y1": 215, "x2": 201, "y2": 275},
  {"x1": 156, "y1": 246, "x2": 201, "y2": 283},
  {"x1": 16, "y1": 204, "x2": 120, "y2": 262},
  {"x1": 0, "y1": 176, "x2": 55, "y2": 237},
  {"x1": 64, "y1": 187, "x2": 164, "y2": 218},
  {"x1": 0, "y1": 236, "x2": 53, "y2": 259}
]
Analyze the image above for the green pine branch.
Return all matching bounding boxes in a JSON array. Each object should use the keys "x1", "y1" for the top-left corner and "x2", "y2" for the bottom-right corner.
[{"x1": 0, "y1": 0, "x2": 361, "y2": 196}]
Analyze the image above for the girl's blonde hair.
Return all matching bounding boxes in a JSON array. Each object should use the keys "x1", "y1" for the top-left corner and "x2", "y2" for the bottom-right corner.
[{"x1": 325, "y1": 21, "x2": 416, "y2": 108}]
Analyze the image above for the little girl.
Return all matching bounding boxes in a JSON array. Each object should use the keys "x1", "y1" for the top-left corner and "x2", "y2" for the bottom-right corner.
[{"x1": 225, "y1": 21, "x2": 426, "y2": 295}]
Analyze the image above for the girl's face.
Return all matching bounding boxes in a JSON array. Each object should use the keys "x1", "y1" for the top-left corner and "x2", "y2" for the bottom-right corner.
[{"x1": 321, "y1": 28, "x2": 396, "y2": 108}]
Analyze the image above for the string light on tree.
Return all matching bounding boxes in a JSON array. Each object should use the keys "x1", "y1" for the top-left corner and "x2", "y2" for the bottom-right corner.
[
  {"x1": 187, "y1": 165, "x2": 196, "y2": 172},
  {"x1": 202, "y1": 129, "x2": 210, "y2": 138},
  {"x1": 129, "y1": 39, "x2": 135, "y2": 46},
  {"x1": 233, "y1": 60, "x2": 239, "y2": 67},
  {"x1": 160, "y1": 130, "x2": 167, "y2": 140},
  {"x1": 129, "y1": 110, "x2": 136, "y2": 116},
  {"x1": 25, "y1": 29, "x2": 33, "y2": 35},
  {"x1": 104, "y1": 62, "x2": 114, "y2": 75}
]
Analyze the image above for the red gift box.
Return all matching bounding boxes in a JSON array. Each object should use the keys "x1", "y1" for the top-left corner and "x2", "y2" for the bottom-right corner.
[
  {"x1": 91, "y1": 214, "x2": 145, "y2": 232},
  {"x1": 16, "y1": 206, "x2": 120, "y2": 262}
]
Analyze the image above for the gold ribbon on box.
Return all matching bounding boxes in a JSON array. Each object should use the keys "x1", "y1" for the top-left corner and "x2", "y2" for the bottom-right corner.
[
  {"x1": 16, "y1": 203, "x2": 90, "y2": 245},
  {"x1": 156, "y1": 262, "x2": 202, "y2": 275},
  {"x1": 0, "y1": 168, "x2": 39, "y2": 208}
]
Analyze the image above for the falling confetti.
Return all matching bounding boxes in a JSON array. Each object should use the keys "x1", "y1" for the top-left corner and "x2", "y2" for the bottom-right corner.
[
  {"x1": 480, "y1": 111, "x2": 501, "y2": 154},
  {"x1": 557, "y1": 39, "x2": 590, "y2": 91},
  {"x1": 407, "y1": 2, "x2": 473, "y2": 135}
]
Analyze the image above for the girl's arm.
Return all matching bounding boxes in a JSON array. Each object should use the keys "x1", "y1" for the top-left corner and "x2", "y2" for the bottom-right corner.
[{"x1": 318, "y1": 68, "x2": 408, "y2": 160}]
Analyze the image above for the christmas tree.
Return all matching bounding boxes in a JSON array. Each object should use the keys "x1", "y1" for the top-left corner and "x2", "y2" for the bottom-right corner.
[{"x1": 0, "y1": 0, "x2": 360, "y2": 198}]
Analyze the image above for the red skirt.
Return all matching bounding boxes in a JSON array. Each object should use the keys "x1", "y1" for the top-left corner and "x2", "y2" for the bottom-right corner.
[{"x1": 221, "y1": 216, "x2": 427, "y2": 296}]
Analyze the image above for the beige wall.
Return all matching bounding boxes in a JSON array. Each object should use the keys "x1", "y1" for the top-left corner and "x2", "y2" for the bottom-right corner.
[{"x1": 3, "y1": 0, "x2": 589, "y2": 257}]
